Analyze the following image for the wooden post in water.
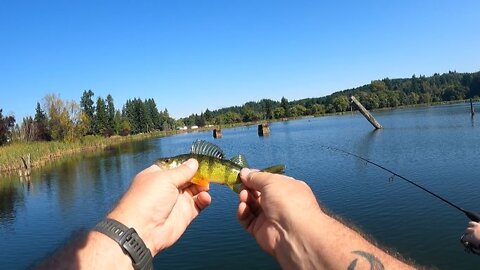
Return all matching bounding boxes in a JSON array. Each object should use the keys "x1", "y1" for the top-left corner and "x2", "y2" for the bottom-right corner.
[
  {"x1": 470, "y1": 98, "x2": 475, "y2": 116},
  {"x1": 213, "y1": 128, "x2": 222, "y2": 139},
  {"x1": 350, "y1": 96, "x2": 383, "y2": 129},
  {"x1": 19, "y1": 153, "x2": 32, "y2": 178},
  {"x1": 258, "y1": 123, "x2": 270, "y2": 136}
]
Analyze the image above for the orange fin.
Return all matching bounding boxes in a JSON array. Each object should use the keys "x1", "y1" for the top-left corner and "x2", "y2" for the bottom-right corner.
[{"x1": 191, "y1": 176, "x2": 210, "y2": 187}]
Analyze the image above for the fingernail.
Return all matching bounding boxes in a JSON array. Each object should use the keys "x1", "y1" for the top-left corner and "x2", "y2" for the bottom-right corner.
[
  {"x1": 240, "y1": 168, "x2": 251, "y2": 178},
  {"x1": 184, "y1": 158, "x2": 198, "y2": 170}
]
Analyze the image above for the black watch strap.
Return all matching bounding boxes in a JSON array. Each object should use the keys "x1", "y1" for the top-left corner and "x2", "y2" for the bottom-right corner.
[{"x1": 93, "y1": 218, "x2": 153, "y2": 270}]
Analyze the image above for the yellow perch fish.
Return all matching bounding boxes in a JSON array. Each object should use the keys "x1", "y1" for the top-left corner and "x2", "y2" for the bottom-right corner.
[{"x1": 155, "y1": 140, "x2": 285, "y2": 192}]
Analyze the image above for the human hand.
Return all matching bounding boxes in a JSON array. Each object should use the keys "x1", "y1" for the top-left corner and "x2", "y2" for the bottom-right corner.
[
  {"x1": 237, "y1": 169, "x2": 417, "y2": 270},
  {"x1": 464, "y1": 221, "x2": 480, "y2": 247},
  {"x1": 237, "y1": 168, "x2": 321, "y2": 258},
  {"x1": 107, "y1": 158, "x2": 211, "y2": 256}
]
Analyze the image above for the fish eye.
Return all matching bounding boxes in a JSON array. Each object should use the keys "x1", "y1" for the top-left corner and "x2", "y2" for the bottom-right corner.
[{"x1": 165, "y1": 158, "x2": 170, "y2": 163}]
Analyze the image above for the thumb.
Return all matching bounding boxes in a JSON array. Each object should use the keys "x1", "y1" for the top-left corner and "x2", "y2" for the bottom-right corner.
[
  {"x1": 166, "y1": 158, "x2": 199, "y2": 187},
  {"x1": 240, "y1": 168, "x2": 275, "y2": 191}
]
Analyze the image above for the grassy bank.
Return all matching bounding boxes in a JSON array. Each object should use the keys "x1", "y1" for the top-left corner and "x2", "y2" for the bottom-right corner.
[
  {"x1": 2, "y1": 99, "x2": 476, "y2": 176},
  {"x1": 0, "y1": 131, "x2": 176, "y2": 175}
]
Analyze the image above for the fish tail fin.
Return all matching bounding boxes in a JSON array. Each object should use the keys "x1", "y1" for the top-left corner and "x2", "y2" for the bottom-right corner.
[
  {"x1": 260, "y1": 164, "x2": 286, "y2": 174},
  {"x1": 227, "y1": 165, "x2": 285, "y2": 193}
]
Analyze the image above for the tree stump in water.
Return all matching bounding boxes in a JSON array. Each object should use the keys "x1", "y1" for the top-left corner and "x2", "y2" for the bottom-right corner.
[
  {"x1": 213, "y1": 128, "x2": 222, "y2": 139},
  {"x1": 258, "y1": 123, "x2": 270, "y2": 136},
  {"x1": 19, "y1": 153, "x2": 32, "y2": 178}
]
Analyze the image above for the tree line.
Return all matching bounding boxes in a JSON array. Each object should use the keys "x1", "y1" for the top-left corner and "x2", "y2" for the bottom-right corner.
[
  {"x1": 178, "y1": 71, "x2": 480, "y2": 127},
  {"x1": 1, "y1": 70, "x2": 480, "y2": 146},
  {"x1": 0, "y1": 90, "x2": 175, "y2": 145}
]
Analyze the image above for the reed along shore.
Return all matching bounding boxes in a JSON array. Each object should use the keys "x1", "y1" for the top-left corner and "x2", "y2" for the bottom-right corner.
[{"x1": 0, "y1": 131, "x2": 177, "y2": 176}]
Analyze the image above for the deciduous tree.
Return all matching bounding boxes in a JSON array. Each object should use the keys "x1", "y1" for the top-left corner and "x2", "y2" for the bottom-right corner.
[
  {"x1": 0, "y1": 109, "x2": 15, "y2": 145},
  {"x1": 44, "y1": 94, "x2": 70, "y2": 141}
]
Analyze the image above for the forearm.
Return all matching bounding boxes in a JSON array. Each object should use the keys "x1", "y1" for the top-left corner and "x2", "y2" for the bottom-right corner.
[
  {"x1": 36, "y1": 231, "x2": 132, "y2": 270},
  {"x1": 37, "y1": 161, "x2": 206, "y2": 269},
  {"x1": 276, "y1": 210, "x2": 414, "y2": 270}
]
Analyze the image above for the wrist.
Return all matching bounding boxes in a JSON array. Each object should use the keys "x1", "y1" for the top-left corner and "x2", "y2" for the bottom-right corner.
[
  {"x1": 93, "y1": 218, "x2": 154, "y2": 270},
  {"x1": 274, "y1": 209, "x2": 327, "y2": 269},
  {"x1": 80, "y1": 231, "x2": 133, "y2": 270},
  {"x1": 107, "y1": 209, "x2": 157, "y2": 255}
]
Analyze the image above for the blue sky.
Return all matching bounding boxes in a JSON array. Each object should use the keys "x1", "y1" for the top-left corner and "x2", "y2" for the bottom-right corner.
[{"x1": 1, "y1": 0, "x2": 479, "y2": 120}]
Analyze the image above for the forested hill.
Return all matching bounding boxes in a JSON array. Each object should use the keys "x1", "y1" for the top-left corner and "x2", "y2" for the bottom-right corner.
[
  {"x1": 179, "y1": 71, "x2": 480, "y2": 127},
  {"x1": 1, "y1": 71, "x2": 478, "y2": 146}
]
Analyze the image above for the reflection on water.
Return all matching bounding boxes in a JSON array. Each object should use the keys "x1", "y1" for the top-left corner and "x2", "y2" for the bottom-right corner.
[
  {"x1": 1, "y1": 103, "x2": 480, "y2": 269},
  {"x1": 354, "y1": 129, "x2": 382, "y2": 157},
  {"x1": 0, "y1": 178, "x2": 23, "y2": 229}
]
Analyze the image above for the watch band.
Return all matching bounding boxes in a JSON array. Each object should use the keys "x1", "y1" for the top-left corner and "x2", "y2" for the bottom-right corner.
[{"x1": 93, "y1": 218, "x2": 153, "y2": 270}]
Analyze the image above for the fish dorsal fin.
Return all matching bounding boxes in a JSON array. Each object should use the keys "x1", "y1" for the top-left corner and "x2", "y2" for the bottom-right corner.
[
  {"x1": 230, "y1": 154, "x2": 249, "y2": 168},
  {"x1": 191, "y1": 140, "x2": 224, "y2": 159}
]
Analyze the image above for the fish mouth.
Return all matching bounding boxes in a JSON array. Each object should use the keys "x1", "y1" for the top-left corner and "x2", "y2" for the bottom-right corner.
[{"x1": 154, "y1": 157, "x2": 185, "y2": 170}]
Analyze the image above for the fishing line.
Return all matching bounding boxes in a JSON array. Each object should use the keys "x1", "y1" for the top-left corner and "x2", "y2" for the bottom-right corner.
[{"x1": 323, "y1": 145, "x2": 480, "y2": 222}]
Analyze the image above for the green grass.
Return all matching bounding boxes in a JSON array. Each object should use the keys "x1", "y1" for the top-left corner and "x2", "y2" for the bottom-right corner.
[
  {"x1": 0, "y1": 131, "x2": 176, "y2": 175},
  {"x1": 3, "y1": 99, "x2": 474, "y2": 175}
]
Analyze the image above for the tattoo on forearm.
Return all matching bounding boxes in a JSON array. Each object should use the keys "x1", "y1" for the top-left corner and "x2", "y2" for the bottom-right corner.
[{"x1": 347, "y1": 250, "x2": 384, "y2": 270}]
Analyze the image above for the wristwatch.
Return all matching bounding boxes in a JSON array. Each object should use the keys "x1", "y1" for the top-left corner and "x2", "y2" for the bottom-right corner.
[{"x1": 93, "y1": 218, "x2": 153, "y2": 270}]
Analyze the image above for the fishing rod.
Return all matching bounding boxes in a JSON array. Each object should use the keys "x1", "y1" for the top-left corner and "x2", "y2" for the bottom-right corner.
[{"x1": 323, "y1": 145, "x2": 480, "y2": 222}]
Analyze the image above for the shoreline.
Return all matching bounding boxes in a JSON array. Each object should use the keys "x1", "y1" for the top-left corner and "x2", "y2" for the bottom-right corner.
[
  {"x1": 1, "y1": 99, "x2": 477, "y2": 177},
  {"x1": 0, "y1": 131, "x2": 178, "y2": 176}
]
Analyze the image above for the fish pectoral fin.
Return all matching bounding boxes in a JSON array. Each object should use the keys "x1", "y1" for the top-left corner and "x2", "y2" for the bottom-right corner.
[{"x1": 191, "y1": 176, "x2": 210, "y2": 187}]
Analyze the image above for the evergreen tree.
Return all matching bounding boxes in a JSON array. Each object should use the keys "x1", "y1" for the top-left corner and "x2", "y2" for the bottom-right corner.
[
  {"x1": 280, "y1": 97, "x2": 290, "y2": 118},
  {"x1": 183, "y1": 114, "x2": 195, "y2": 127},
  {"x1": 123, "y1": 98, "x2": 152, "y2": 134},
  {"x1": 94, "y1": 97, "x2": 108, "y2": 135},
  {"x1": 123, "y1": 100, "x2": 136, "y2": 133},
  {"x1": 80, "y1": 90, "x2": 95, "y2": 134},
  {"x1": 241, "y1": 106, "x2": 260, "y2": 122},
  {"x1": 204, "y1": 109, "x2": 213, "y2": 123},
  {"x1": 195, "y1": 112, "x2": 206, "y2": 127},
  {"x1": 34, "y1": 102, "x2": 50, "y2": 140},
  {"x1": 137, "y1": 99, "x2": 151, "y2": 133},
  {"x1": 106, "y1": 94, "x2": 115, "y2": 133},
  {"x1": 260, "y1": 99, "x2": 274, "y2": 120},
  {"x1": 113, "y1": 110, "x2": 122, "y2": 135},
  {"x1": 34, "y1": 102, "x2": 46, "y2": 123},
  {"x1": 145, "y1": 98, "x2": 160, "y2": 130},
  {"x1": 159, "y1": 108, "x2": 173, "y2": 131}
]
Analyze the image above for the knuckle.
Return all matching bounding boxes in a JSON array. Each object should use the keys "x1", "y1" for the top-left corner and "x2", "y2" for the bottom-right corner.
[{"x1": 247, "y1": 170, "x2": 264, "y2": 182}]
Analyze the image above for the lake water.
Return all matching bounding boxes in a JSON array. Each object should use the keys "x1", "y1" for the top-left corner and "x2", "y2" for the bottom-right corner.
[{"x1": 1, "y1": 103, "x2": 479, "y2": 269}]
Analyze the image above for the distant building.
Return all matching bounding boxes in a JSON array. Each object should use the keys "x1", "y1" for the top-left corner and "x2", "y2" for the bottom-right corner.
[
  {"x1": 190, "y1": 125, "x2": 199, "y2": 130},
  {"x1": 177, "y1": 126, "x2": 188, "y2": 131}
]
